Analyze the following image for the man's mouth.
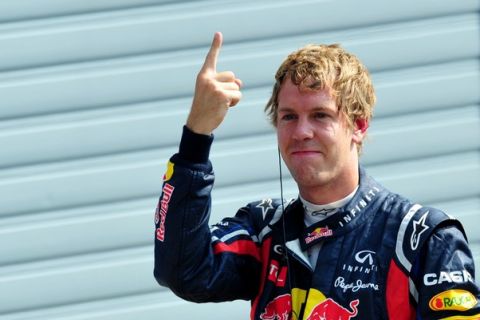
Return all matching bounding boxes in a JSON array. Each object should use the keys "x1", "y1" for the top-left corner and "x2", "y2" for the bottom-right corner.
[{"x1": 291, "y1": 150, "x2": 321, "y2": 156}]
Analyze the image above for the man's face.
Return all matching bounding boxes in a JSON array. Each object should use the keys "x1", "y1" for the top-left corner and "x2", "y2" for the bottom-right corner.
[{"x1": 276, "y1": 78, "x2": 363, "y2": 201}]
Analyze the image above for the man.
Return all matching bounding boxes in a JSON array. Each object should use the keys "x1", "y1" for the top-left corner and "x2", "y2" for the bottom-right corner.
[{"x1": 154, "y1": 32, "x2": 480, "y2": 319}]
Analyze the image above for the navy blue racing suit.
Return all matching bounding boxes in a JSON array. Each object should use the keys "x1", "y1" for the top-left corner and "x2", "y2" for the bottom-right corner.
[{"x1": 154, "y1": 126, "x2": 480, "y2": 319}]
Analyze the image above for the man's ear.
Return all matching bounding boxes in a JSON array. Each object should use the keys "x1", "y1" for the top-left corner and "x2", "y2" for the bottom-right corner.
[{"x1": 353, "y1": 118, "x2": 368, "y2": 143}]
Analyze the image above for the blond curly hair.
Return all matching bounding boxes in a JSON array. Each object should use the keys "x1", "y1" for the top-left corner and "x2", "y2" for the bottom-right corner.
[{"x1": 265, "y1": 44, "x2": 376, "y2": 150}]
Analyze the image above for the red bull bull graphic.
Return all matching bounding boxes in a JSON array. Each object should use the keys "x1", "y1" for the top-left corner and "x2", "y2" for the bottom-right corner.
[
  {"x1": 305, "y1": 298, "x2": 359, "y2": 320},
  {"x1": 305, "y1": 227, "x2": 333, "y2": 245},
  {"x1": 260, "y1": 294, "x2": 292, "y2": 320}
]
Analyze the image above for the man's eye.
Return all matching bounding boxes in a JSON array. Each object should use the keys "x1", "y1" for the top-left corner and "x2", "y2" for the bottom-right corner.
[
  {"x1": 281, "y1": 114, "x2": 296, "y2": 121},
  {"x1": 314, "y1": 112, "x2": 327, "y2": 119}
]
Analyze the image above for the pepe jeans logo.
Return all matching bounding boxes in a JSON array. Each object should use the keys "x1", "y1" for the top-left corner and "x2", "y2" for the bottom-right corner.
[
  {"x1": 338, "y1": 250, "x2": 379, "y2": 292},
  {"x1": 334, "y1": 276, "x2": 379, "y2": 293}
]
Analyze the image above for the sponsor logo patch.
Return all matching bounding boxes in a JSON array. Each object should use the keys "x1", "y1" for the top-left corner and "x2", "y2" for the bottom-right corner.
[
  {"x1": 163, "y1": 161, "x2": 174, "y2": 181},
  {"x1": 311, "y1": 208, "x2": 338, "y2": 217},
  {"x1": 342, "y1": 249, "x2": 378, "y2": 274},
  {"x1": 267, "y1": 259, "x2": 288, "y2": 287},
  {"x1": 261, "y1": 294, "x2": 291, "y2": 320},
  {"x1": 424, "y1": 270, "x2": 473, "y2": 286},
  {"x1": 256, "y1": 198, "x2": 274, "y2": 217},
  {"x1": 340, "y1": 186, "x2": 381, "y2": 227},
  {"x1": 334, "y1": 276, "x2": 379, "y2": 293},
  {"x1": 410, "y1": 211, "x2": 429, "y2": 250},
  {"x1": 273, "y1": 244, "x2": 285, "y2": 256},
  {"x1": 306, "y1": 297, "x2": 359, "y2": 320},
  {"x1": 355, "y1": 250, "x2": 375, "y2": 265},
  {"x1": 156, "y1": 183, "x2": 174, "y2": 242},
  {"x1": 305, "y1": 227, "x2": 333, "y2": 245},
  {"x1": 429, "y1": 289, "x2": 477, "y2": 311}
]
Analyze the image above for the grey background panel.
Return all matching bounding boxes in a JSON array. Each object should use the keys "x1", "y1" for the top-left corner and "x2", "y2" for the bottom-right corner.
[
  {"x1": 0, "y1": 0, "x2": 477, "y2": 72},
  {"x1": 0, "y1": 60, "x2": 479, "y2": 169},
  {"x1": 0, "y1": 0, "x2": 478, "y2": 318},
  {"x1": 0, "y1": 7, "x2": 478, "y2": 119},
  {"x1": 0, "y1": 0, "x2": 191, "y2": 23}
]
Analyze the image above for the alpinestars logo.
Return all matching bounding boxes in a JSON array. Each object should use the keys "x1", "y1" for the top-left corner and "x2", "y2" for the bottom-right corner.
[
  {"x1": 311, "y1": 208, "x2": 338, "y2": 216},
  {"x1": 410, "y1": 211, "x2": 429, "y2": 250},
  {"x1": 256, "y1": 198, "x2": 274, "y2": 217}
]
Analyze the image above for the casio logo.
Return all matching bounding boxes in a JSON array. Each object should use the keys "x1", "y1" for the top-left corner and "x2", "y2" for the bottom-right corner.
[{"x1": 424, "y1": 270, "x2": 473, "y2": 286}]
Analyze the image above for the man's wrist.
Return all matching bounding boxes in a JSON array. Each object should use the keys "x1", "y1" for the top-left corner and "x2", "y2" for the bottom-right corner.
[
  {"x1": 177, "y1": 125, "x2": 213, "y2": 164},
  {"x1": 185, "y1": 121, "x2": 213, "y2": 136}
]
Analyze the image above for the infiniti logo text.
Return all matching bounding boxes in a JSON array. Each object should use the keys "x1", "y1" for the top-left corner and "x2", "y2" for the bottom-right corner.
[{"x1": 342, "y1": 250, "x2": 378, "y2": 274}]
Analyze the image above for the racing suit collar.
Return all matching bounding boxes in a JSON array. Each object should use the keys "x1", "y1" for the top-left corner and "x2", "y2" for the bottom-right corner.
[{"x1": 297, "y1": 166, "x2": 384, "y2": 250}]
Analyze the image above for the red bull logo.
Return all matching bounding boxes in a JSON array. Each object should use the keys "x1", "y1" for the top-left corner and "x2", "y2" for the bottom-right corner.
[
  {"x1": 305, "y1": 227, "x2": 333, "y2": 245},
  {"x1": 156, "y1": 183, "x2": 174, "y2": 242},
  {"x1": 261, "y1": 294, "x2": 292, "y2": 320},
  {"x1": 306, "y1": 298, "x2": 359, "y2": 320}
]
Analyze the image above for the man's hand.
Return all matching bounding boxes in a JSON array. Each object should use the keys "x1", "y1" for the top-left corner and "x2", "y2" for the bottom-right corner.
[{"x1": 186, "y1": 32, "x2": 243, "y2": 135}]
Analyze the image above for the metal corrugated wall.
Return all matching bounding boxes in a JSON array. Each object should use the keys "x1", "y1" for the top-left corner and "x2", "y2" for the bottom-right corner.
[{"x1": 0, "y1": 0, "x2": 478, "y2": 319}]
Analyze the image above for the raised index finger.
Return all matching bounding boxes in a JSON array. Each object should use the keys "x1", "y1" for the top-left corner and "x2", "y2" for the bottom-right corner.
[{"x1": 201, "y1": 32, "x2": 223, "y2": 73}]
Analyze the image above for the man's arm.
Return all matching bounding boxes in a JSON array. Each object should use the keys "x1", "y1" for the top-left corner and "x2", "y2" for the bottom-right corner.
[
  {"x1": 153, "y1": 33, "x2": 260, "y2": 302},
  {"x1": 414, "y1": 225, "x2": 480, "y2": 319},
  {"x1": 153, "y1": 127, "x2": 261, "y2": 302}
]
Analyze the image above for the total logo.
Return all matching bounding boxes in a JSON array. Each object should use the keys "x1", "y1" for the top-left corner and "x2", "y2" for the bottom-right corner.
[
  {"x1": 429, "y1": 289, "x2": 477, "y2": 311},
  {"x1": 268, "y1": 259, "x2": 288, "y2": 287},
  {"x1": 342, "y1": 250, "x2": 378, "y2": 274}
]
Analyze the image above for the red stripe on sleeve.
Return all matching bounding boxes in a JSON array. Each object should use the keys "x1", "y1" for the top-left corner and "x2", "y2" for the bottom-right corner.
[
  {"x1": 213, "y1": 240, "x2": 261, "y2": 261},
  {"x1": 250, "y1": 238, "x2": 272, "y2": 320},
  {"x1": 386, "y1": 259, "x2": 416, "y2": 320}
]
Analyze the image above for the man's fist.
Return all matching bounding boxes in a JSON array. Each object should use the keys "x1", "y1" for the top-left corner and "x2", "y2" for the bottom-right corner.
[{"x1": 186, "y1": 32, "x2": 243, "y2": 135}]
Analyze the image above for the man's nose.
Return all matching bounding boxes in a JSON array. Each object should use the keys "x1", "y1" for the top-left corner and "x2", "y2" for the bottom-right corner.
[{"x1": 292, "y1": 118, "x2": 314, "y2": 141}]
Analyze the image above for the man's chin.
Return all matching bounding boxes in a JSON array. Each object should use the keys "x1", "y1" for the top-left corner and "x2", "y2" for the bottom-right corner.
[{"x1": 291, "y1": 172, "x2": 330, "y2": 189}]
